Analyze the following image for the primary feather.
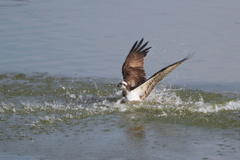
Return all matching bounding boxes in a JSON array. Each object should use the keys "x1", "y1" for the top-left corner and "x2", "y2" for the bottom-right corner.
[
  {"x1": 119, "y1": 38, "x2": 193, "y2": 101},
  {"x1": 122, "y1": 38, "x2": 151, "y2": 90}
]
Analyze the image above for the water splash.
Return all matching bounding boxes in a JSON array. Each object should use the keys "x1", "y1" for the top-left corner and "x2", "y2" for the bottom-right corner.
[
  {"x1": 0, "y1": 72, "x2": 239, "y2": 140},
  {"x1": 1, "y1": 72, "x2": 239, "y2": 115}
]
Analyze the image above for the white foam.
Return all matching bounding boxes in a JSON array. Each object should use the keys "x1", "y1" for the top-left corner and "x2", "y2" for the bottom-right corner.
[
  {"x1": 141, "y1": 88, "x2": 240, "y2": 113},
  {"x1": 1, "y1": 87, "x2": 239, "y2": 120},
  {"x1": 0, "y1": 102, "x2": 16, "y2": 113}
]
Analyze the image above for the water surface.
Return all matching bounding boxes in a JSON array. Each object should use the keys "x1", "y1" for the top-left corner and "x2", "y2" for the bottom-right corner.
[{"x1": 0, "y1": 0, "x2": 240, "y2": 159}]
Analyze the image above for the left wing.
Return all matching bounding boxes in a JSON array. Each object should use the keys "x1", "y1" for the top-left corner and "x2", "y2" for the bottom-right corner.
[{"x1": 122, "y1": 38, "x2": 151, "y2": 90}]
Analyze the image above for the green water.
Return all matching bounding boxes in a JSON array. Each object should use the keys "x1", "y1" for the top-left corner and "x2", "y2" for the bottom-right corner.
[
  {"x1": 0, "y1": 72, "x2": 239, "y2": 159},
  {"x1": 1, "y1": 0, "x2": 240, "y2": 159}
]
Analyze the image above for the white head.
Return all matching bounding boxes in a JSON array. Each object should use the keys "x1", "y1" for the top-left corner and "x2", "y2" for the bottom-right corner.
[{"x1": 117, "y1": 81, "x2": 128, "y2": 91}]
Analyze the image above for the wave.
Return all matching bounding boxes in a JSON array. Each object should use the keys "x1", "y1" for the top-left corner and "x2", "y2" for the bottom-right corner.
[
  {"x1": 0, "y1": 72, "x2": 239, "y2": 134},
  {"x1": 1, "y1": 72, "x2": 239, "y2": 114}
]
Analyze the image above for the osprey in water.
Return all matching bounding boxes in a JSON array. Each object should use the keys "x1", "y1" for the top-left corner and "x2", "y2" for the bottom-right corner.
[{"x1": 118, "y1": 38, "x2": 193, "y2": 102}]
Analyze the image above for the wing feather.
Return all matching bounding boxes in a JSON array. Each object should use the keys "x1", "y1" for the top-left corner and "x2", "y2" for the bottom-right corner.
[
  {"x1": 122, "y1": 38, "x2": 152, "y2": 90},
  {"x1": 133, "y1": 53, "x2": 194, "y2": 100}
]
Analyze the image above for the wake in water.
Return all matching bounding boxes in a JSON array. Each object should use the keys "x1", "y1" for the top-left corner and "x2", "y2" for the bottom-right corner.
[
  {"x1": 0, "y1": 72, "x2": 239, "y2": 115},
  {"x1": 0, "y1": 72, "x2": 240, "y2": 140}
]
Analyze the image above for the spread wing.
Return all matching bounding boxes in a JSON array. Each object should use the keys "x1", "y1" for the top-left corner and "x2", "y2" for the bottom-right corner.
[
  {"x1": 122, "y1": 38, "x2": 151, "y2": 90},
  {"x1": 133, "y1": 53, "x2": 194, "y2": 100}
]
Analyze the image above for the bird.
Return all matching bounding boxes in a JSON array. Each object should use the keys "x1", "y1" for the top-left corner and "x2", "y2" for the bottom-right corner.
[{"x1": 118, "y1": 38, "x2": 193, "y2": 102}]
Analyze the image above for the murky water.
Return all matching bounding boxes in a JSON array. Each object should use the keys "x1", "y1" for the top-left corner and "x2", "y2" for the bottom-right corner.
[
  {"x1": 0, "y1": 73, "x2": 239, "y2": 159},
  {"x1": 0, "y1": 0, "x2": 240, "y2": 159}
]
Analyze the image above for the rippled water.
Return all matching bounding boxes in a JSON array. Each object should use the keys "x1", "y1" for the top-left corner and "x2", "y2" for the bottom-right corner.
[
  {"x1": 0, "y1": 73, "x2": 240, "y2": 159},
  {"x1": 1, "y1": 0, "x2": 240, "y2": 159}
]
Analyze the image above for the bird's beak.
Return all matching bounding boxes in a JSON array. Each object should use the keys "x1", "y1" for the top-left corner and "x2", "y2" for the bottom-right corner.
[{"x1": 117, "y1": 83, "x2": 122, "y2": 87}]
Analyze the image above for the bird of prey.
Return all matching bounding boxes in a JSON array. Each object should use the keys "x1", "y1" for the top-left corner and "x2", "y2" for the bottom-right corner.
[{"x1": 118, "y1": 38, "x2": 193, "y2": 102}]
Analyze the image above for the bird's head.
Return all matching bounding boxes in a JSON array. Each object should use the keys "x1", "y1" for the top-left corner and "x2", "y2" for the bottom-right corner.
[{"x1": 117, "y1": 81, "x2": 128, "y2": 91}]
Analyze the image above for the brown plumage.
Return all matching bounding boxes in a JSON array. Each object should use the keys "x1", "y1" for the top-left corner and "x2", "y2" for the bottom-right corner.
[
  {"x1": 119, "y1": 38, "x2": 193, "y2": 101},
  {"x1": 134, "y1": 54, "x2": 192, "y2": 100},
  {"x1": 122, "y1": 38, "x2": 151, "y2": 90}
]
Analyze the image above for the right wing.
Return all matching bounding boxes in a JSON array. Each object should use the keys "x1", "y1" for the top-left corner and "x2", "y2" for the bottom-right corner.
[{"x1": 133, "y1": 53, "x2": 194, "y2": 100}]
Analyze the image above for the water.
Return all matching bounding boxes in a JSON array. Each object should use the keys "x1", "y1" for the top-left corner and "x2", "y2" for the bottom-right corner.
[
  {"x1": 0, "y1": 0, "x2": 240, "y2": 160},
  {"x1": 0, "y1": 73, "x2": 239, "y2": 160}
]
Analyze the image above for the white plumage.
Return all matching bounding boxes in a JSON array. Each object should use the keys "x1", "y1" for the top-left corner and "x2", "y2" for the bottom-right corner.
[{"x1": 118, "y1": 38, "x2": 193, "y2": 102}]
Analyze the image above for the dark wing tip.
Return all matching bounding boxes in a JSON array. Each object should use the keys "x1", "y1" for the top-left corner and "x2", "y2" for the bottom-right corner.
[
  {"x1": 183, "y1": 52, "x2": 195, "y2": 61},
  {"x1": 130, "y1": 38, "x2": 151, "y2": 54},
  {"x1": 142, "y1": 47, "x2": 152, "y2": 53},
  {"x1": 129, "y1": 40, "x2": 138, "y2": 53}
]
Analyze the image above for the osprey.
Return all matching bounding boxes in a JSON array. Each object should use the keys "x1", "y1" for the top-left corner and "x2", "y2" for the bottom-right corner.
[{"x1": 118, "y1": 38, "x2": 193, "y2": 102}]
